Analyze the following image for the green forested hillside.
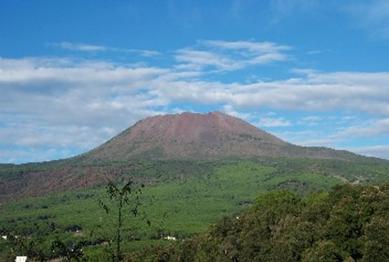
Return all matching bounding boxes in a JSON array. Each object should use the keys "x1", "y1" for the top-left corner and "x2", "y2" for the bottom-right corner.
[
  {"x1": 132, "y1": 183, "x2": 389, "y2": 261},
  {"x1": 1, "y1": 159, "x2": 389, "y2": 260}
]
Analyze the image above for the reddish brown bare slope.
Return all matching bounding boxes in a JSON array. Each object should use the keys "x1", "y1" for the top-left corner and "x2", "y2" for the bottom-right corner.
[{"x1": 81, "y1": 112, "x2": 358, "y2": 161}]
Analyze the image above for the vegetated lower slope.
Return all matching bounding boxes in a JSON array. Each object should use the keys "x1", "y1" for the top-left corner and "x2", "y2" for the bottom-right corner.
[
  {"x1": 131, "y1": 183, "x2": 389, "y2": 262},
  {"x1": 0, "y1": 111, "x2": 386, "y2": 203},
  {"x1": 1, "y1": 161, "x2": 389, "y2": 261}
]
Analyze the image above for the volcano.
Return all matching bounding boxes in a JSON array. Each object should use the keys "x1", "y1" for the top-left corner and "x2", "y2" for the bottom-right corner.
[
  {"x1": 81, "y1": 111, "x2": 358, "y2": 161},
  {"x1": 0, "y1": 112, "x2": 370, "y2": 202}
]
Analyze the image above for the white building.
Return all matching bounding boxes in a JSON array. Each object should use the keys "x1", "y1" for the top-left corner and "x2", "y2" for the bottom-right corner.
[
  {"x1": 164, "y1": 236, "x2": 177, "y2": 241},
  {"x1": 15, "y1": 256, "x2": 27, "y2": 262}
]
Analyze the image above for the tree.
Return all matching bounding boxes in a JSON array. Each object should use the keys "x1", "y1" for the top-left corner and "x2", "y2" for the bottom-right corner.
[
  {"x1": 135, "y1": 184, "x2": 389, "y2": 261},
  {"x1": 99, "y1": 179, "x2": 145, "y2": 262}
]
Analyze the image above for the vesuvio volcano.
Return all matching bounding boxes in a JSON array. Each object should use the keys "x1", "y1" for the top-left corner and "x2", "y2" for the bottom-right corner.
[
  {"x1": 0, "y1": 112, "x2": 380, "y2": 203},
  {"x1": 81, "y1": 111, "x2": 358, "y2": 161}
]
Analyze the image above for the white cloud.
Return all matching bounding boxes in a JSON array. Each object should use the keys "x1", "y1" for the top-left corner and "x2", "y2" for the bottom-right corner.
[
  {"x1": 2, "y1": 57, "x2": 389, "y2": 125},
  {"x1": 0, "y1": 124, "x2": 115, "y2": 149},
  {"x1": 258, "y1": 117, "x2": 291, "y2": 127},
  {"x1": 175, "y1": 49, "x2": 237, "y2": 71},
  {"x1": 174, "y1": 40, "x2": 290, "y2": 71},
  {"x1": 272, "y1": 129, "x2": 339, "y2": 148},
  {"x1": 203, "y1": 40, "x2": 290, "y2": 53},
  {"x1": 136, "y1": 49, "x2": 161, "y2": 57},
  {"x1": 153, "y1": 70, "x2": 389, "y2": 117},
  {"x1": 153, "y1": 67, "x2": 389, "y2": 159},
  {"x1": 48, "y1": 42, "x2": 161, "y2": 57},
  {"x1": 336, "y1": 118, "x2": 389, "y2": 138},
  {"x1": 0, "y1": 57, "x2": 166, "y2": 85},
  {"x1": 298, "y1": 116, "x2": 322, "y2": 125},
  {"x1": 50, "y1": 42, "x2": 107, "y2": 52},
  {"x1": 350, "y1": 145, "x2": 389, "y2": 159},
  {"x1": 273, "y1": 117, "x2": 389, "y2": 159},
  {"x1": 0, "y1": 147, "x2": 77, "y2": 164},
  {"x1": 0, "y1": 57, "x2": 172, "y2": 159},
  {"x1": 221, "y1": 105, "x2": 252, "y2": 121}
]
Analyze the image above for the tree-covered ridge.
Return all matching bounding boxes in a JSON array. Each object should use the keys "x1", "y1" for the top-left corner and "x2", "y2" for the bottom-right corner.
[{"x1": 132, "y1": 184, "x2": 389, "y2": 261}]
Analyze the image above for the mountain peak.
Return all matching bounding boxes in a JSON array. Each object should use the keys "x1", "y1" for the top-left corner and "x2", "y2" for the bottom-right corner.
[
  {"x1": 145, "y1": 111, "x2": 231, "y2": 121},
  {"x1": 83, "y1": 111, "x2": 358, "y2": 161}
]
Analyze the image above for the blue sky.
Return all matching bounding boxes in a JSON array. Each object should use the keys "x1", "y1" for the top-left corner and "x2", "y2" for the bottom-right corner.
[{"x1": 1, "y1": 0, "x2": 389, "y2": 163}]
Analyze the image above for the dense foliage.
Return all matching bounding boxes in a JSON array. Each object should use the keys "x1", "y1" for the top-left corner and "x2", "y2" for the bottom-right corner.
[{"x1": 131, "y1": 184, "x2": 389, "y2": 261}]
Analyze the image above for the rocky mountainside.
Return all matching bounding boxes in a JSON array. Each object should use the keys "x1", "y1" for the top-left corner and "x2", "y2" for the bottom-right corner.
[{"x1": 81, "y1": 111, "x2": 359, "y2": 161}]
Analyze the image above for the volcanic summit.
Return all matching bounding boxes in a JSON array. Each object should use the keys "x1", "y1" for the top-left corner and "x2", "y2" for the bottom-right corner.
[{"x1": 82, "y1": 112, "x2": 358, "y2": 161}]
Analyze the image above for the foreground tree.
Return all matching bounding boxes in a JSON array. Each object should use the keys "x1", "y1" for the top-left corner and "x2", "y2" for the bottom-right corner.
[{"x1": 99, "y1": 179, "x2": 145, "y2": 262}]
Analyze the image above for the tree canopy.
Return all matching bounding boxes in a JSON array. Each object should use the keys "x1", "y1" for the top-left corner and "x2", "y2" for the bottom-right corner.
[{"x1": 130, "y1": 183, "x2": 389, "y2": 261}]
